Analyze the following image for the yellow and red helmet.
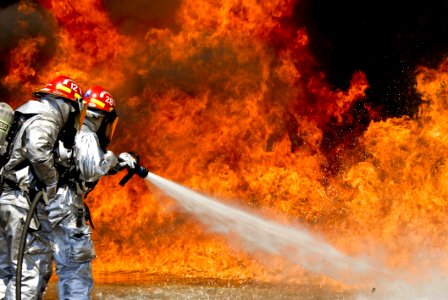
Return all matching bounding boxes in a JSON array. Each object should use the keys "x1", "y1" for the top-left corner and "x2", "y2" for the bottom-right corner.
[
  {"x1": 83, "y1": 85, "x2": 116, "y2": 113},
  {"x1": 34, "y1": 75, "x2": 86, "y2": 133},
  {"x1": 33, "y1": 75, "x2": 83, "y2": 102}
]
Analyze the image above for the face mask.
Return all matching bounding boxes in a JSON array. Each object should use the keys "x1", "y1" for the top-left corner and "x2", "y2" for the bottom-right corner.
[{"x1": 95, "y1": 111, "x2": 118, "y2": 149}]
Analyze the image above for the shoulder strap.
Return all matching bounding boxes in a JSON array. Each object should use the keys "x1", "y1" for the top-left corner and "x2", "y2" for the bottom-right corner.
[{"x1": 0, "y1": 112, "x2": 33, "y2": 167}]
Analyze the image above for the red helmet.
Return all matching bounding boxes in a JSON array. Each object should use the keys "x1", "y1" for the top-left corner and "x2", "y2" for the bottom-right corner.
[
  {"x1": 83, "y1": 85, "x2": 116, "y2": 112},
  {"x1": 33, "y1": 75, "x2": 83, "y2": 102},
  {"x1": 34, "y1": 75, "x2": 86, "y2": 133}
]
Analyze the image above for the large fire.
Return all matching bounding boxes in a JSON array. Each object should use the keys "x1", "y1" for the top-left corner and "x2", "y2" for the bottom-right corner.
[{"x1": 1, "y1": 0, "x2": 448, "y2": 291}]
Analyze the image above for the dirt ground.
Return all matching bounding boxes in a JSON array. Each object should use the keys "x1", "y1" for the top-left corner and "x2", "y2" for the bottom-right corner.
[{"x1": 44, "y1": 274, "x2": 356, "y2": 299}]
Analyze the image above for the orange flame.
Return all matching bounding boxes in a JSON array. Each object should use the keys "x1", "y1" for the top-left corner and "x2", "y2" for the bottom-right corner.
[{"x1": 1, "y1": 0, "x2": 446, "y2": 289}]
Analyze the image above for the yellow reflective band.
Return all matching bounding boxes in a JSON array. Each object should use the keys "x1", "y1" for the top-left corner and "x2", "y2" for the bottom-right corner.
[
  {"x1": 74, "y1": 93, "x2": 81, "y2": 99},
  {"x1": 56, "y1": 83, "x2": 71, "y2": 94},
  {"x1": 90, "y1": 98, "x2": 105, "y2": 107}
]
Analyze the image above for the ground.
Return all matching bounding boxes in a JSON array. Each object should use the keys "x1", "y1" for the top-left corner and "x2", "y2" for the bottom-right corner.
[{"x1": 45, "y1": 274, "x2": 354, "y2": 299}]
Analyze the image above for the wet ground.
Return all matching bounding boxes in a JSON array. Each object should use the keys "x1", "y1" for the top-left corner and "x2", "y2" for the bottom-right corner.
[{"x1": 44, "y1": 274, "x2": 354, "y2": 299}]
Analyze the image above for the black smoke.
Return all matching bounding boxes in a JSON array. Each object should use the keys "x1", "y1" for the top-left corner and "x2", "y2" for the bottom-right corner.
[
  {"x1": 0, "y1": 1, "x2": 57, "y2": 101},
  {"x1": 294, "y1": 0, "x2": 448, "y2": 117},
  {"x1": 291, "y1": 0, "x2": 448, "y2": 174}
]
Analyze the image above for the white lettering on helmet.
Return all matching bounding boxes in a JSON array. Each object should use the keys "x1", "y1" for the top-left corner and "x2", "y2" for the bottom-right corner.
[
  {"x1": 70, "y1": 82, "x2": 79, "y2": 92},
  {"x1": 105, "y1": 95, "x2": 115, "y2": 106}
]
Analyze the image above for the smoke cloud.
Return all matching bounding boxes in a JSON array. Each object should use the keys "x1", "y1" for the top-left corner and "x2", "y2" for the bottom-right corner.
[{"x1": 0, "y1": 1, "x2": 56, "y2": 102}]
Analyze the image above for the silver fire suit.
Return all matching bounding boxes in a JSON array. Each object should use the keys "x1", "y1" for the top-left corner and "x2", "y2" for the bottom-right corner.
[
  {"x1": 46, "y1": 121, "x2": 119, "y2": 300},
  {"x1": 0, "y1": 97, "x2": 75, "y2": 300}
]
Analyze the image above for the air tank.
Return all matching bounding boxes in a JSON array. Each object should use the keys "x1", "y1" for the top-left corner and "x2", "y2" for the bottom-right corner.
[{"x1": 0, "y1": 102, "x2": 15, "y2": 155}]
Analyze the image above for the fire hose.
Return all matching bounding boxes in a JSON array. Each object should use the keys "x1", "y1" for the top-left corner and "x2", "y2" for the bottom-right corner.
[
  {"x1": 16, "y1": 191, "x2": 43, "y2": 300},
  {"x1": 16, "y1": 152, "x2": 148, "y2": 299}
]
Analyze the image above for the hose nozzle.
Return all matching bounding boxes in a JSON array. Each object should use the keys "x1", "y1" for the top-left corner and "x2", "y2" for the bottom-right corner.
[{"x1": 119, "y1": 151, "x2": 149, "y2": 186}]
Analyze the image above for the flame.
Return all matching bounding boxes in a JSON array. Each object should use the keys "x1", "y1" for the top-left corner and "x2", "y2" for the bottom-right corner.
[
  {"x1": 341, "y1": 61, "x2": 448, "y2": 268},
  {"x1": 1, "y1": 0, "x2": 447, "y2": 290}
]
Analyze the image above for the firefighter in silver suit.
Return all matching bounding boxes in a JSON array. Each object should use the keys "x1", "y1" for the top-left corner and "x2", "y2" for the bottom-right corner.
[
  {"x1": 46, "y1": 86, "x2": 135, "y2": 299},
  {"x1": 0, "y1": 75, "x2": 86, "y2": 300}
]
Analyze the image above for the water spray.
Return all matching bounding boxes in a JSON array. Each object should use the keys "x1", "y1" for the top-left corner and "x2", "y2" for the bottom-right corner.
[
  {"x1": 117, "y1": 156, "x2": 378, "y2": 281},
  {"x1": 143, "y1": 172, "x2": 382, "y2": 284},
  {"x1": 117, "y1": 155, "x2": 385, "y2": 285}
]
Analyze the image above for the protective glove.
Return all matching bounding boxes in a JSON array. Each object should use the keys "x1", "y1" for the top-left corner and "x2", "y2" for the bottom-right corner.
[
  {"x1": 118, "y1": 152, "x2": 137, "y2": 169},
  {"x1": 104, "y1": 150, "x2": 118, "y2": 168}
]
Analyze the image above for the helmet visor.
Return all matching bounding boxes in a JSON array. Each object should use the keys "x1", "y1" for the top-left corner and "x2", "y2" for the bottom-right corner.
[
  {"x1": 105, "y1": 116, "x2": 119, "y2": 142},
  {"x1": 74, "y1": 98, "x2": 87, "y2": 132}
]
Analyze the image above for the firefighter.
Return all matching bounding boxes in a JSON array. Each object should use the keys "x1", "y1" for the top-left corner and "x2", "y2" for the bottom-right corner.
[
  {"x1": 0, "y1": 75, "x2": 86, "y2": 299},
  {"x1": 46, "y1": 86, "x2": 136, "y2": 299}
]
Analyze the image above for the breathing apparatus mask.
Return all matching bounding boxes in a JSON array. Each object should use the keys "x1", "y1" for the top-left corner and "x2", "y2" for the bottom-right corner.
[{"x1": 86, "y1": 108, "x2": 118, "y2": 150}]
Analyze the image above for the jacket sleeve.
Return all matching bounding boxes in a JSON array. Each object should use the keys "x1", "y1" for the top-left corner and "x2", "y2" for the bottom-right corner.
[
  {"x1": 24, "y1": 118, "x2": 59, "y2": 186},
  {"x1": 74, "y1": 131, "x2": 118, "y2": 182}
]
